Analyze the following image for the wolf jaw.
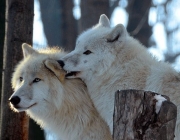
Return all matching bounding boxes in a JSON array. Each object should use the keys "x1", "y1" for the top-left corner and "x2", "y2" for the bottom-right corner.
[
  {"x1": 10, "y1": 102, "x2": 37, "y2": 112},
  {"x1": 19, "y1": 103, "x2": 37, "y2": 112},
  {"x1": 57, "y1": 61, "x2": 81, "y2": 77},
  {"x1": 65, "y1": 71, "x2": 80, "y2": 77}
]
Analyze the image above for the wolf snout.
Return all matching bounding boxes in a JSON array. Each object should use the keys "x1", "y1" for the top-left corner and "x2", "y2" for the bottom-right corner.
[
  {"x1": 9, "y1": 96, "x2": 21, "y2": 106},
  {"x1": 57, "y1": 60, "x2": 65, "y2": 68}
]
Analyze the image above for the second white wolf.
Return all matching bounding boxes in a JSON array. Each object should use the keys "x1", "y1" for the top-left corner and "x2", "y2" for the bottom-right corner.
[
  {"x1": 9, "y1": 43, "x2": 112, "y2": 140},
  {"x1": 61, "y1": 14, "x2": 180, "y2": 139}
]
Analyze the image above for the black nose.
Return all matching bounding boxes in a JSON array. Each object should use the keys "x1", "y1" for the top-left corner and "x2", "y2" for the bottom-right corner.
[
  {"x1": 9, "y1": 96, "x2": 21, "y2": 106},
  {"x1": 57, "y1": 60, "x2": 65, "y2": 68}
]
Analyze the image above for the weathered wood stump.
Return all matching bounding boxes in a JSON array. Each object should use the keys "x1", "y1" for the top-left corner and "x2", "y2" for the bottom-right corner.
[{"x1": 113, "y1": 90, "x2": 177, "y2": 140}]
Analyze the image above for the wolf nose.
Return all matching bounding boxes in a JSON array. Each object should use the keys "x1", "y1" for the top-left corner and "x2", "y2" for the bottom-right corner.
[
  {"x1": 9, "y1": 96, "x2": 21, "y2": 105},
  {"x1": 57, "y1": 60, "x2": 65, "y2": 68}
]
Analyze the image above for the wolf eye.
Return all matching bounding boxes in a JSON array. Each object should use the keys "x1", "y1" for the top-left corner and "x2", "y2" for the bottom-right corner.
[
  {"x1": 33, "y1": 78, "x2": 41, "y2": 83},
  {"x1": 83, "y1": 50, "x2": 92, "y2": 55},
  {"x1": 19, "y1": 77, "x2": 23, "y2": 82}
]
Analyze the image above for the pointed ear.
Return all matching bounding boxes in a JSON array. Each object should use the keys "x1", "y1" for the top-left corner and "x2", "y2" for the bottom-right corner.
[
  {"x1": 106, "y1": 24, "x2": 127, "y2": 43},
  {"x1": 22, "y1": 43, "x2": 37, "y2": 58},
  {"x1": 99, "y1": 14, "x2": 110, "y2": 27},
  {"x1": 44, "y1": 59, "x2": 66, "y2": 83}
]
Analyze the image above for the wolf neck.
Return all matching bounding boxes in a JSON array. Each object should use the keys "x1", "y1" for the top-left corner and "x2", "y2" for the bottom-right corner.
[{"x1": 30, "y1": 80, "x2": 95, "y2": 139}]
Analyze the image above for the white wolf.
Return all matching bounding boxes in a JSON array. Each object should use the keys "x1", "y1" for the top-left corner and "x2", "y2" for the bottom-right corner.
[
  {"x1": 9, "y1": 43, "x2": 112, "y2": 140},
  {"x1": 60, "y1": 14, "x2": 180, "y2": 139}
]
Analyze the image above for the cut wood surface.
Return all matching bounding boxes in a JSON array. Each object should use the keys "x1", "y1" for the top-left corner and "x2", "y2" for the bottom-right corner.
[{"x1": 113, "y1": 90, "x2": 177, "y2": 140}]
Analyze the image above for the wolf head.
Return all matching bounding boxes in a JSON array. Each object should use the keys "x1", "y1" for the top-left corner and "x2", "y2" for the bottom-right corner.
[
  {"x1": 9, "y1": 44, "x2": 66, "y2": 118},
  {"x1": 60, "y1": 14, "x2": 128, "y2": 81}
]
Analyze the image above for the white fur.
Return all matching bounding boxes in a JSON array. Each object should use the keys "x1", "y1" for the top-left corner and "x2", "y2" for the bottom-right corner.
[
  {"x1": 62, "y1": 14, "x2": 180, "y2": 139},
  {"x1": 9, "y1": 44, "x2": 112, "y2": 140}
]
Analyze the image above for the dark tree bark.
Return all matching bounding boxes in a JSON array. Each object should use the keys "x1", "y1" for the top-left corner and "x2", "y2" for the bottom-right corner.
[
  {"x1": 126, "y1": 0, "x2": 152, "y2": 47},
  {"x1": 113, "y1": 90, "x2": 177, "y2": 140},
  {"x1": 39, "y1": 0, "x2": 62, "y2": 47},
  {"x1": 0, "y1": 0, "x2": 5, "y2": 110},
  {"x1": 29, "y1": 119, "x2": 45, "y2": 140},
  {"x1": 60, "y1": 0, "x2": 77, "y2": 51},
  {"x1": 0, "y1": 0, "x2": 34, "y2": 139},
  {"x1": 79, "y1": 0, "x2": 109, "y2": 33},
  {"x1": 39, "y1": 0, "x2": 77, "y2": 51}
]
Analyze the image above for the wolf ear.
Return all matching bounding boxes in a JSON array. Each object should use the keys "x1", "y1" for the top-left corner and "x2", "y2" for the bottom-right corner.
[
  {"x1": 99, "y1": 14, "x2": 110, "y2": 27},
  {"x1": 22, "y1": 43, "x2": 37, "y2": 58},
  {"x1": 106, "y1": 24, "x2": 127, "y2": 43},
  {"x1": 44, "y1": 59, "x2": 66, "y2": 83}
]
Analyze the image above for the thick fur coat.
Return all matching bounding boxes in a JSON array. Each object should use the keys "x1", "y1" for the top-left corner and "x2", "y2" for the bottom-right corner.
[
  {"x1": 9, "y1": 44, "x2": 112, "y2": 140},
  {"x1": 61, "y1": 14, "x2": 180, "y2": 139}
]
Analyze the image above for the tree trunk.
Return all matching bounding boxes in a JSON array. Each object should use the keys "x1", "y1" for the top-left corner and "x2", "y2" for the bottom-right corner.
[
  {"x1": 39, "y1": 0, "x2": 62, "y2": 47},
  {"x1": 126, "y1": 0, "x2": 152, "y2": 47},
  {"x1": 39, "y1": 0, "x2": 77, "y2": 51},
  {"x1": 28, "y1": 119, "x2": 45, "y2": 140},
  {"x1": 0, "y1": 0, "x2": 5, "y2": 114},
  {"x1": 113, "y1": 90, "x2": 177, "y2": 140},
  {"x1": 0, "y1": 0, "x2": 34, "y2": 139},
  {"x1": 60, "y1": 0, "x2": 77, "y2": 51},
  {"x1": 79, "y1": 0, "x2": 109, "y2": 33}
]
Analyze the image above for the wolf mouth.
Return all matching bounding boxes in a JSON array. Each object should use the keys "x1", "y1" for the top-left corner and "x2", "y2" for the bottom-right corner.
[
  {"x1": 65, "y1": 71, "x2": 80, "y2": 77},
  {"x1": 27, "y1": 103, "x2": 37, "y2": 109},
  {"x1": 14, "y1": 103, "x2": 37, "y2": 111}
]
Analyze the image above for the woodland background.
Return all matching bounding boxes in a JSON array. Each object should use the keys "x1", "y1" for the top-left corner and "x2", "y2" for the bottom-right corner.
[{"x1": 0, "y1": 0, "x2": 180, "y2": 139}]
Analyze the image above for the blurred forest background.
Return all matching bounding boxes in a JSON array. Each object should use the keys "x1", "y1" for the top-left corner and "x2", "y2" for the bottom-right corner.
[{"x1": 0, "y1": 0, "x2": 180, "y2": 139}]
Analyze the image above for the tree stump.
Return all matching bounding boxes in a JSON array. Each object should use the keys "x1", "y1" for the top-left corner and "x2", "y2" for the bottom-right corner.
[{"x1": 113, "y1": 90, "x2": 177, "y2": 140}]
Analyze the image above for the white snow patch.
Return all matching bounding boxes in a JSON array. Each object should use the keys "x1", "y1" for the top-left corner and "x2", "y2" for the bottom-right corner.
[
  {"x1": 154, "y1": 94, "x2": 167, "y2": 114},
  {"x1": 110, "y1": 7, "x2": 128, "y2": 28}
]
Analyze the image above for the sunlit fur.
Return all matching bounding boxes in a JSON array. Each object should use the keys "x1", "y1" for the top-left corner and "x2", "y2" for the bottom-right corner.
[
  {"x1": 62, "y1": 14, "x2": 180, "y2": 139},
  {"x1": 10, "y1": 44, "x2": 112, "y2": 140}
]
